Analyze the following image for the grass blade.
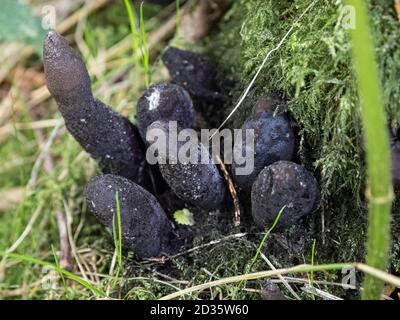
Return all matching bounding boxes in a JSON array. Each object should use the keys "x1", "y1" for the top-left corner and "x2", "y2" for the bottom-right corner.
[
  {"x1": 346, "y1": 0, "x2": 393, "y2": 299},
  {"x1": 140, "y1": 1, "x2": 150, "y2": 87},
  {"x1": 249, "y1": 205, "x2": 285, "y2": 270},
  {"x1": 115, "y1": 191, "x2": 122, "y2": 268},
  {"x1": 159, "y1": 261, "x2": 400, "y2": 300},
  {"x1": 310, "y1": 239, "x2": 317, "y2": 299},
  {"x1": 112, "y1": 191, "x2": 123, "y2": 269},
  {"x1": 175, "y1": 0, "x2": 181, "y2": 35},
  {"x1": 1, "y1": 252, "x2": 105, "y2": 297},
  {"x1": 123, "y1": 0, "x2": 141, "y2": 70}
]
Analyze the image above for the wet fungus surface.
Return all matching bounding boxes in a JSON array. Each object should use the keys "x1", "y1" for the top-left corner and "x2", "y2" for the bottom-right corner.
[
  {"x1": 44, "y1": 31, "x2": 150, "y2": 188},
  {"x1": 162, "y1": 46, "x2": 226, "y2": 105},
  {"x1": 147, "y1": 121, "x2": 227, "y2": 210},
  {"x1": 85, "y1": 174, "x2": 176, "y2": 258},
  {"x1": 251, "y1": 161, "x2": 320, "y2": 229},
  {"x1": 232, "y1": 96, "x2": 295, "y2": 195},
  {"x1": 136, "y1": 82, "x2": 195, "y2": 141}
]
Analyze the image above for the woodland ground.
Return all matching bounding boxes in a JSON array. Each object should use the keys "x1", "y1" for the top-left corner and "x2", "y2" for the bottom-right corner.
[{"x1": 0, "y1": 0, "x2": 399, "y2": 300}]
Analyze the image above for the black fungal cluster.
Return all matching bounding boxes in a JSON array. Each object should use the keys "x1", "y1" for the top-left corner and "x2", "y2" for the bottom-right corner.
[
  {"x1": 229, "y1": 95, "x2": 320, "y2": 229},
  {"x1": 44, "y1": 31, "x2": 322, "y2": 259},
  {"x1": 231, "y1": 96, "x2": 295, "y2": 195}
]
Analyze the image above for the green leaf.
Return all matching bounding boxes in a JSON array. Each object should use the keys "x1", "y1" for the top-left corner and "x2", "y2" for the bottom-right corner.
[
  {"x1": 173, "y1": 209, "x2": 194, "y2": 226},
  {"x1": 0, "y1": 0, "x2": 46, "y2": 55}
]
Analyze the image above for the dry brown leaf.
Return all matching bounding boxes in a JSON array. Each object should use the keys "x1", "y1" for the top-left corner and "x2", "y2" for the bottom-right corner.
[
  {"x1": 181, "y1": 0, "x2": 230, "y2": 42},
  {"x1": 0, "y1": 187, "x2": 24, "y2": 212},
  {"x1": 14, "y1": 67, "x2": 46, "y2": 91}
]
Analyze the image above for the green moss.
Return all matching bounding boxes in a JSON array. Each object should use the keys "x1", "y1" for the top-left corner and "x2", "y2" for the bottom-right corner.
[
  {"x1": 207, "y1": 0, "x2": 400, "y2": 265},
  {"x1": 3, "y1": 0, "x2": 400, "y2": 300}
]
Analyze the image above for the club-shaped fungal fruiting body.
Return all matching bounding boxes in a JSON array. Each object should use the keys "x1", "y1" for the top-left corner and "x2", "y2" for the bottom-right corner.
[
  {"x1": 251, "y1": 161, "x2": 320, "y2": 229},
  {"x1": 136, "y1": 83, "x2": 195, "y2": 141},
  {"x1": 162, "y1": 47, "x2": 225, "y2": 104},
  {"x1": 43, "y1": 31, "x2": 150, "y2": 188},
  {"x1": 146, "y1": 120, "x2": 227, "y2": 210},
  {"x1": 232, "y1": 96, "x2": 295, "y2": 195},
  {"x1": 85, "y1": 174, "x2": 175, "y2": 258}
]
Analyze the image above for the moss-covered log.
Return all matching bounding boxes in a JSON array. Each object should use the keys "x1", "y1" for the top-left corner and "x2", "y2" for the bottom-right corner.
[{"x1": 208, "y1": 0, "x2": 400, "y2": 270}]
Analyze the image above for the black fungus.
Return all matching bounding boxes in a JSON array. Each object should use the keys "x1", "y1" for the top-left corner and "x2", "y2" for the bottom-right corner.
[
  {"x1": 251, "y1": 161, "x2": 320, "y2": 229},
  {"x1": 136, "y1": 83, "x2": 195, "y2": 141},
  {"x1": 232, "y1": 97, "x2": 295, "y2": 194},
  {"x1": 85, "y1": 174, "x2": 174, "y2": 258},
  {"x1": 43, "y1": 31, "x2": 150, "y2": 187},
  {"x1": 162, "y1": 47, "x2": 225, "y2": 104},
  {"x1": 147, "y1": 121, "x2": 227, "y2": 210}
]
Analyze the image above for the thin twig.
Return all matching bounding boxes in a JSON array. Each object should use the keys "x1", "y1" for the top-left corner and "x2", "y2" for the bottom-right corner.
[
  {"x1": 247, "y1": 277, "x2": 393, "y2": 300},
  {"x1": 0, "y1": 0, "x2": 112, "y2": 86},
  {"x1": 165, "y1": 233, "x2": 248, "y2": 260},
  {"x1": 159, "y1": 263, "x2": 350, "y2": 300},
  {"x1": 57, "y1": 0, "x2": 112, "y2": 35},
  {"x1": 28, "y1": 115, "x2": 72, "y2": 271},
  {"x1": 355, "y1": 263, "x2": 400, "y2": 288},
  {"x1": 301, "y1": 283, "x2": 342, "y2": 300},
  {"x1": 160, "y1": 262, "x2": 400, "y2": 300},
  {"x1": 0, "y1": 119, "x2": 60, "y2": 143},
  {"x1": 56, "y1": 209, "x2": 72, "y2": 270},
  {"x1": 63, "y1": 201, "x2": 89, "y2": 280},
  {"x1": 215, "y1": 154, "x2": 241, "y2": 226},
  {"x1": 27, "y1": 120, "x2": 63, "y2": 188},
  {"x1": 257, "y1": 251, "x2": 301, "y2": 300}
]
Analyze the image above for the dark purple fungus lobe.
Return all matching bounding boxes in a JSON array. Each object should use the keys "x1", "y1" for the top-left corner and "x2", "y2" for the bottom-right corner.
[
  {"x1": 162, "y1": 47, "x2": 226, "y2": 104},
  {"x1": 136, "y1": 83, "x2": 195, "y2": 141},
  {"x1": 43, "y1": 31, "x2": 150, "y2": 187},
  {"x1": 85, "y1": 174, "x2": 174, "y2": 258},
  {"x1": 146, "y1": 120, "x2": 227, "y2": 210},
  {"x1": 392, "y1": 141, "x2": 400, "y2": 188},
  {"x1": 251, "y1": 161, "x2": 320, "y2": 229},
  {"x1": 232, "y1": 97, "x2": 294, "y2": 194}
]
